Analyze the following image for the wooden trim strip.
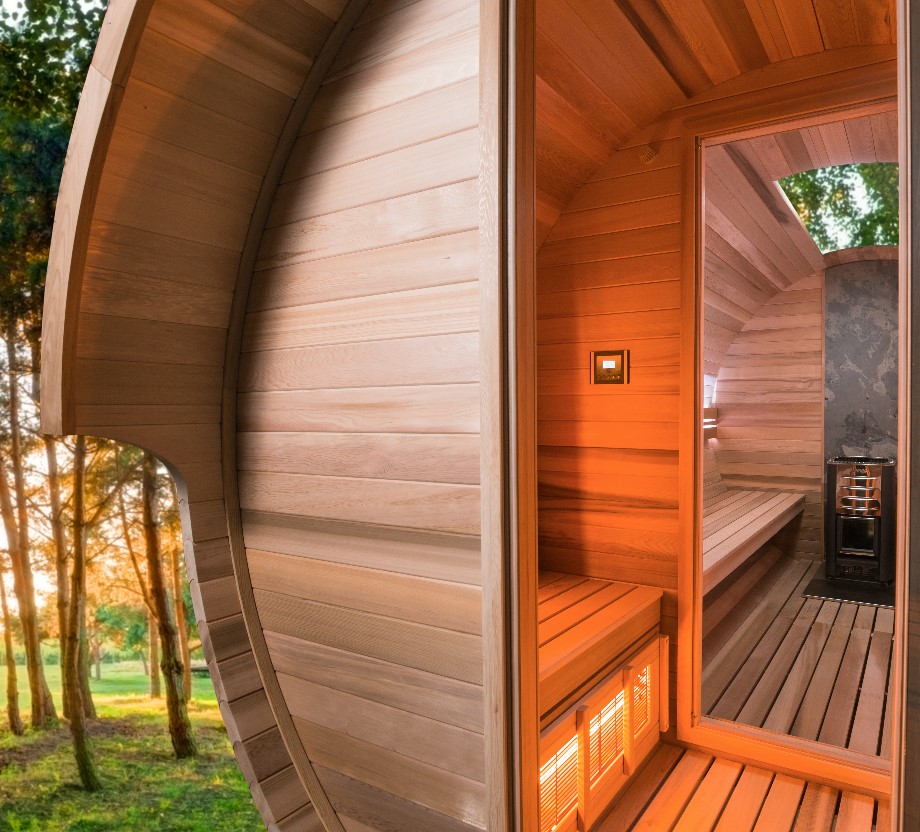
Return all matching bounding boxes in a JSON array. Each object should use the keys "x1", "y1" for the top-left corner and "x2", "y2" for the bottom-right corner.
[
  {"x1": 895, "y1": 0, "x2": 914, "y2": 828},
  {"x1": 481, "y1": 0, "x2": 517, "y2": 828},
  {"x1": 219, "y1": 2, "x2": 373, "y2": 830},
  {"x1": 40, "y1": 0, "x2": 155, "y2": 434},
  {"x1": 507, "y1": 0, "x2": 538, "y2": 829}
]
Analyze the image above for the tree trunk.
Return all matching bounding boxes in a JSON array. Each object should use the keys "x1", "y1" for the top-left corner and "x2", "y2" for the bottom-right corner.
[
  {"x1": 143, "y1": 453, "x2": 196, "y2": 757},
  {"x1": 170, "y1": 544, "x2": 192, "y2": 700},
  {"x1": 78, "y1": 617, "x2": 96, "y2": 719},
  {"x1": 148, "y1": 608, "x2": 160, "y2": 699},
  {"x1": 0, "y1": 452, "x2": 54, "y2": 729},
  {"x1": 5, "y1": 335, "x2": 55, "y2": 728},
  {"x1": 45, "y1": 435, "x2": 70, "y2": 719},
  {"x1": 140, "y1": 651, "x2": 148, "y2": 677},
  {"x1": 0, "y1": 562, "x2": 23, "y2": 736},
  {"x1": 65, "y1": 435, "x2": 101, "y2": 791}
]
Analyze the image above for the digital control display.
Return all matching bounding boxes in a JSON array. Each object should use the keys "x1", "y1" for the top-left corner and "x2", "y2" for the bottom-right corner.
[{"x1": 592, "y1": 349, "x2": 630, "y2": 385}]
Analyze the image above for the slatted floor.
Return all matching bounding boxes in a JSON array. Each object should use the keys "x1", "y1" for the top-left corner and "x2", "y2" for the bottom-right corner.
[
  {"x1": 703, "y1": 556, "x2": 893, "y2": 756},
  {"x1": 594, "y1": 743, "x2": 888, "y2": 832}
]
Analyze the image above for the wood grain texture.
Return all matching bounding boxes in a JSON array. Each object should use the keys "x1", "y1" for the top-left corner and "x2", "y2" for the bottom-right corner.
[
  {"x1": 234, "y1": 1, "x2": 490, "y2": 828},
  {"x1": 596, "y1": 745, "x2": 888, "y2": 832},
  {"x1": 534, "y1": 0, "x2": 896, "y2": 245},
  {"x1": 712, "y1": 271, "x2": 827, "y2": 560},
  {"x1": 41, "y1": 0, "x2": 367, "y2": 827}
]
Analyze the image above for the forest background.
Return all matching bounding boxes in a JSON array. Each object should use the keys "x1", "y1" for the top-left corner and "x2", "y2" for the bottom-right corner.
[{"x1": 0, "y1": 1, "x2": 263, "y2": 829}]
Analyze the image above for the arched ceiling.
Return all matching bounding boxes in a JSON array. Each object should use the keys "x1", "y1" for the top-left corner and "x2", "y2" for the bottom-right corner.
[
  {"x1": 536, "y1": 0, "x2": 897, "y2": 245},
  {"x1": 704, "y1": 108, "x2": 898, "y2": 376}
]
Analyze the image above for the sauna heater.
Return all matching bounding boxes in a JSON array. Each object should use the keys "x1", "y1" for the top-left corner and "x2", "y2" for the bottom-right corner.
[{"x1": 825, "y1": 456, "x2": 896, "y2": 585}]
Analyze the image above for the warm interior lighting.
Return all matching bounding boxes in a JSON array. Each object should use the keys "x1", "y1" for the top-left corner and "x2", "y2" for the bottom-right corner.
[
  {"x1": 632, "y1": 666, "x2": 651, "y2": 734},
  {"x1": 539, "y1": 735, "x2": 579, "y2": 832},
  {"x1": 589, "y1": 690, "x2": 625, "y2": 783},
  {"x1": 703, "y1": 407, "x2": 718, "y2": 438},
  {"x1": 539, "y1": 641, "x2": 663, "y2": 832}
]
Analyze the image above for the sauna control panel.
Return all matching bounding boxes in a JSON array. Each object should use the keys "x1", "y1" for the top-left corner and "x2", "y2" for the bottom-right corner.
[{"x1": 591, "y1": 349, "x2": 630, "y2": 384}]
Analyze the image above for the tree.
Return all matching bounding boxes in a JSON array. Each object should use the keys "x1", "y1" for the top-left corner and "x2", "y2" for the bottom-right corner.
[
  {"x1": 0, "y1": 556, "x2": 23, "y2": 735},
  {"x1": 0, "y1": 0, "x2": 105, "y2": 733},
  {"x1": 780, "y1": 162, "x2": 899, "y2": 252},
  {"x1": 64, "y1": 435, "x2": 101, "y2": 791},
  {"x1": 45, "y1": 435, "x2": 70, "y2": 713},
  {"x1": 143, "y1": 453, "x2": 196, "y2": 758}
]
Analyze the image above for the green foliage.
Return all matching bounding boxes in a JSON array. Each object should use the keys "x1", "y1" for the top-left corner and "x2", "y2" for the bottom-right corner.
[
  {"x1": 0, "y1": 0, "x2": 105, "y2": 340},
  {"x1": 0, "y1": 664, "x2": 261, "y2": 831},
  {"x1": 0, "y1": 1, "x2": 105, "y2": 124},
  {"x1": 0, "y1": 115, "x2": 68, "y2": 335},
  {"x1": 779, "y1": 162, "x2": 899, "y2": 253},
  {"x1": 93, "y1": 605, "x2": 147, "y2": 658}
]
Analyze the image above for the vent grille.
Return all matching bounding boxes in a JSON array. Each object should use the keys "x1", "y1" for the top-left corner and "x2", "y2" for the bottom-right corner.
[
  {"x1": 589, "y1": 689, "x2": 625, "y2": 783},
  {"x1": 539, "y1": 735, "x2": 579, "y2": 832},
  {"x1": 632, "y1": 665, "x2": 651, "y2": 735}
]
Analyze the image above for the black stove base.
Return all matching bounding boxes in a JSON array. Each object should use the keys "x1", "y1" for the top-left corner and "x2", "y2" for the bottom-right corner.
[{"x1": 803, "y1": 576, "x2": 894, "y2": 609}]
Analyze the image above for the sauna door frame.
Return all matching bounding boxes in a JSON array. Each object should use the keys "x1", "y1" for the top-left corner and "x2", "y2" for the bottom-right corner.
[{"x1": 678, "y1": 96, "x2": 902, "y2": 798}]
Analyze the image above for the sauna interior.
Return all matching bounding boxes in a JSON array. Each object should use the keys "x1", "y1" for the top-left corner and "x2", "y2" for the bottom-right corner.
[{"x1": 532, "y1": 0, "x2": 900, "y2": 829}]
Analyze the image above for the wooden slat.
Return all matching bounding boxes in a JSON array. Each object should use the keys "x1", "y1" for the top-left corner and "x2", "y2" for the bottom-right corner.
[
  {"x1": 592, "y1": 744, "x2": 685, "y2": 832},
  {"x1": 294, "y1": 718, "x2": 486, "y2": 828},
  {"x1": 248, "y1": 550, "x2": 482, "y2": 635},
  {"x1": 790, "y1": 603, "x2": 859, "y2": 740},
  {"x1": 278, "y1": 673, "x2": 484, "y2": 782},
  {"x1": 713, "y1": 766, "x2": 774, "y2": 832},
  {"x1": 751, "y1": 774, "x2": 806, "y2": 832},
  {"x1": 266, "y1": 632, "x2": 484, "y2": 735},
  {"x1": 835, "y1": 792, "x2": 876, "y2": 831},
  {"x1": 671, "y1": 757, "x2": 744, "y2": 832},
  {"x1": 630, "y1": 750, "x2": 714, "y2": 831},
  {"x1": 703, "y1": 561, "x2": 812, "y2": 712},
  {"x1": 792, "y1": 783, "x2": 838, "y2": 832}
]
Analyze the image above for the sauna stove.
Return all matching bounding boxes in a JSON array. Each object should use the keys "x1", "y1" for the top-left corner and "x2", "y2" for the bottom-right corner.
[{"x1": 825, "y1": 456, "x2": 896, "y2": 585}]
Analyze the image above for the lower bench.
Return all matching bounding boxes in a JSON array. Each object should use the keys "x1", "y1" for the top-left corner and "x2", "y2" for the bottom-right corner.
[
  {"x1": 537, "y1": 572, "x2": 668, "y2": 832},
  {"x1": 703, "y1": 488, "x2": 805, "y2": 594},
  {"x1": 702, "y1": 447, "x2": 804, "y2": 594}
]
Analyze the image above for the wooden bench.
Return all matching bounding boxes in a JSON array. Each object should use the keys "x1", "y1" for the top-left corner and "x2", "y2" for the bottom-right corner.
[
  {"x1": 703, "y1": 447, "x2": 805, "y2": 594},
  {"x1": 538, "y1": 571, "x2": 667, "y2": 832},
  {"x1": 538, "y1": 572, "x2": 662, "y2": 727}
]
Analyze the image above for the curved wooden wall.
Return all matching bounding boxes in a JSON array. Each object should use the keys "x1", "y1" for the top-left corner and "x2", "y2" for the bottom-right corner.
[
  {"x1": 713, "y1": 271, "x2": 825, "y2": 560},
  {"x1": 41, "y1": 0, "x2": 398, "y2": 829},
  {"x1": 703, "y1": 111, "x2": 896, "y2": 376},
  {"x1": 715, "y1": 249, "x2": 899, "y2": 562},
  {"x1": 236, "y1": 0, "x2": 488, "y2": 828}
]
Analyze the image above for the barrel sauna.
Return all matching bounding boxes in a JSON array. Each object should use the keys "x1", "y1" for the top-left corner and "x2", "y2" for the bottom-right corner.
[{"x1": 40, "y1": 0, "x2": 920, "y2": 829}]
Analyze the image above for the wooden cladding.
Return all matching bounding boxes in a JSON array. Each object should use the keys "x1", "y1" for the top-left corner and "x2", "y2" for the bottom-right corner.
[
  {"x1": 535, "y1": 0, "x2": 896, "y2": 246},
  {"x1": 238, "y1": 0, "x2": 485, "y2": 828},
  {"x1": 713, "y1": 272, "x2": 826, "y2": 560}
]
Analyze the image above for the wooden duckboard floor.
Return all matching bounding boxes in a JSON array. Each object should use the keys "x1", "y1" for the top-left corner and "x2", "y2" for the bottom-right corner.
[
  {"x1": 594, "y1": 743, "x2": 888, "y2": 832},
  {"x1": 703, "y1": 557, "x2": 893, "y2": 756}
]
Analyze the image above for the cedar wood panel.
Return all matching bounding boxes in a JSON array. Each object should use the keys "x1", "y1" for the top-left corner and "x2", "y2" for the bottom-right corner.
[{"x1": 237, "y1": 0, "x2": 488, "y2": 829}]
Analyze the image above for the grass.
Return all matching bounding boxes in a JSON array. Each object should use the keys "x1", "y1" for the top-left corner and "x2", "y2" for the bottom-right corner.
[{"x1": 0, "y1": 662, "x2": 264, "y2": 832}]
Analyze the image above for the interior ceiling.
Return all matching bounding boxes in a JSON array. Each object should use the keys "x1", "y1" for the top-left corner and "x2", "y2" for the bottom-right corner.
[
  {"x1": 535, "y1": 0, "x2": 897, "y2": 245},
  {"x1": 703, "y1": 108, "x2": 898, "y2": 376}
]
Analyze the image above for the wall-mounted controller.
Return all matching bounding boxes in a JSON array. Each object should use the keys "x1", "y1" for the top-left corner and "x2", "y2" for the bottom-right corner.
[{"x1": 591, "y1": 349, "x2": 630, "y2": 385}]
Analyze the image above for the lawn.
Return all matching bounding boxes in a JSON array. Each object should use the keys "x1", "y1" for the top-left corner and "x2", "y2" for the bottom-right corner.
[{"x1": 0, "y1": 662, "x2": 265, "y2": 832}]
